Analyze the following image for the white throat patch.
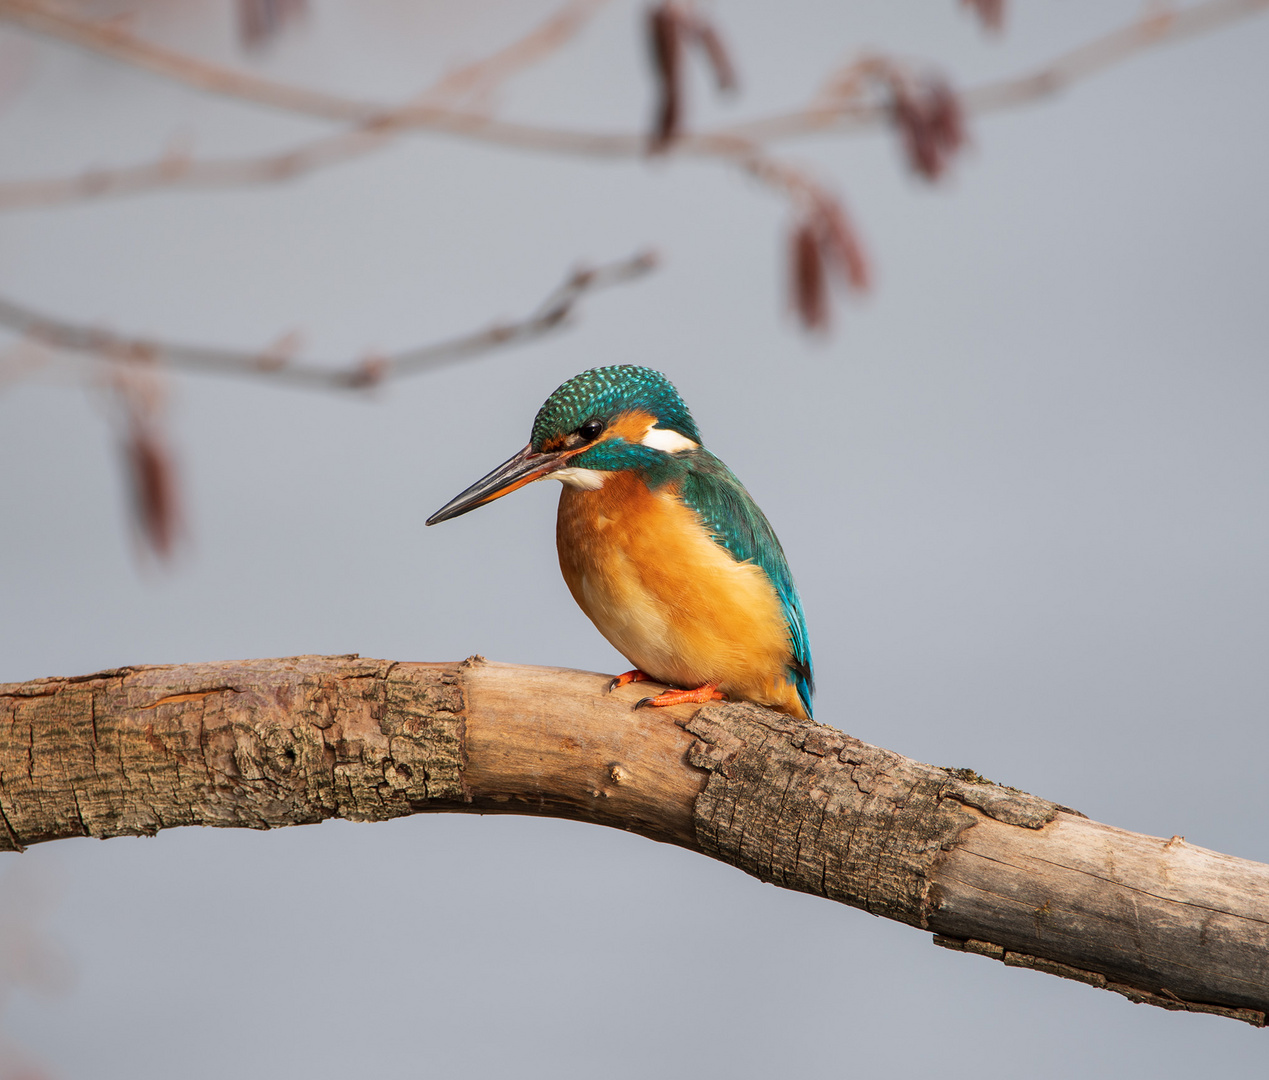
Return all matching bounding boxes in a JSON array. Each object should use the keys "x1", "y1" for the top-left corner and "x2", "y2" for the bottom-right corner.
[
  {"x1": 554, "y1": 468, "x2": 608, "y2": 490},
  {"x1": 640, "y1": 426, "x2": 698, "y2": 454}
]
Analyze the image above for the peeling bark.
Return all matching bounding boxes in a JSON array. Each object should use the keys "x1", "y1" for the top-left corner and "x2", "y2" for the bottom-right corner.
[{"x1": 1, "y1": 655, "x2": 1266, "y2": 1026}]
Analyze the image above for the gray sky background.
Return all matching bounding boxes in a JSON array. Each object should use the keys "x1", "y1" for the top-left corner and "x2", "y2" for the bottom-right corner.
[{"x1": 1, "y1": 2, "x2": 1267, "y2": 1076}]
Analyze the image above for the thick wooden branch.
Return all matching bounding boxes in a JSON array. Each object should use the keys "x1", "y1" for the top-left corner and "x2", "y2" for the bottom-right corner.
[{"x1": 2, "y1": 655, "x2": 1266, "y2": 1026}]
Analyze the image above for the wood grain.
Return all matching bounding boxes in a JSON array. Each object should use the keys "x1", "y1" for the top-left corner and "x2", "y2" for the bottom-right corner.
[{"x1": 1, "y1": 655, "x2": 1265, "y2": 1025}]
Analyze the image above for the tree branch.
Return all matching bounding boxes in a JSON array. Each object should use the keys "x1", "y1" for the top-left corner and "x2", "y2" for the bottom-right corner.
[
  {"x1": 0, "y1": 0, "x2": 1264, "y2": 211},
  {"x1": 0, "y1": 250, "x2": 656, "y2": 387},
  {"x1": 0, "y1": 0, "x2": 608, "y2": 212},
  {"x1": 730, "y1": 0, "x2": 1269, "y2": 142},
  {"x1": 0, "y1": 0, "x2": 376, "y2": 121},
  {"x1": 3, "y1": 655, "x2": 1266, "y2": 1026}
]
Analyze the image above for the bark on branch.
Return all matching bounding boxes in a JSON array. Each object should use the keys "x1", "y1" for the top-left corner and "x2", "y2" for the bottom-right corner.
[{"x1": 2, "y1": 655, "x2": 1266, "y2": 1026}]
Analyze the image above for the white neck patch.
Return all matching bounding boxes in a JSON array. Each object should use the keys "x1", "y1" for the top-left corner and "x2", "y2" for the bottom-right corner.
[
  {"x1": 554, "y1": 467, "x2": 608, "y2": 490},
  {"x1": 640, "y1": 426, "x2": 698, "y2": 454}
]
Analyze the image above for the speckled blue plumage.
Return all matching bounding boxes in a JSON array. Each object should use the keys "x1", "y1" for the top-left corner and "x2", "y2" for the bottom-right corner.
[
  {"x1": 532, "y1": 365, "x2": 700, "y2": 450},
  {"x1": 533, "y1": 365, "x2": 814, "y2": 717}
]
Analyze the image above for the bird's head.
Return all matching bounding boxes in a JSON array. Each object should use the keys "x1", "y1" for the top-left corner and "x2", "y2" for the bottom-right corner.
[{"x1": 426, "y1": 365, "x2": 701, "y2": 524}]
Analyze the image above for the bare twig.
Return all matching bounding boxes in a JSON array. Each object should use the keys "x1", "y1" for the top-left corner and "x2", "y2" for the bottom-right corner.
[
  {"x1": 0, "y1": 0, "x2": 378, "y2": 121},
  {"x1": 0, "y1": 251, "x2": 657, "y2": 389},
  {"x1": 0, "y1": 0, "x2": 607, "y2": 211},
  {"x1": 0, "y1": 0, "x2": 1261, "y2": 211},
  {"x1": 0, "y1": 0, "x2": 1260, "y2": 167},
  {"x1": 0, "y1": 1, "x2": 1258, "y2": 338},
  {"x1": 731, "y1": 0, "x2": 1269, "y2": 141},
  {"x1": 0, "y1": 0, "x2": 604, "y2": 124},
  {"x1": 424, "y1": 0, "x2": 607, "y2": 109}
]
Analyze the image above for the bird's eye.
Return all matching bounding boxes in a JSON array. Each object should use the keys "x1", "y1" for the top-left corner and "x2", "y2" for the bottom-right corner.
[{"x1": 578, "y1": 418, "x2": 605, "y2": 442}]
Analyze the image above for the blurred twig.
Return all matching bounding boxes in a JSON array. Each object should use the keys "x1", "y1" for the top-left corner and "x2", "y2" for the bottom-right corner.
[
  {"x1": 0, "y1": 0, "x2": 608, "y2": 211},
  {"x1": 0, "y1": 251, "x2": 658, "y2": 389},
  {"x1": 427, "y1": 0, "x2": 608, "y2": 108},
  {"x1": 0, "y1": 0, "x2": 1261, "y2": 216},
  {"x1": 731, "y1": 0, "x2": 1269, "y2": 141},
  {"x1": 0, "y1": 0, "x2": 606, "y2": 123},
  {"x1": 0, "y1": 0, "x2": 375, "y2": 120}
]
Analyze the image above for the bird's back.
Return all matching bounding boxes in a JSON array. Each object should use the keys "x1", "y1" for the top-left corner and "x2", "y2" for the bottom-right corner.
[{"x1": 677, "y1": 451, "x2": 814, "y2": 717}]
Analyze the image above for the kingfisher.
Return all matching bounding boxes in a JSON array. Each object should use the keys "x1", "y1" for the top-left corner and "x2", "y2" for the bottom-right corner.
[{"x1": 426, "y1": 365, "x2": 813, "y2": 719}]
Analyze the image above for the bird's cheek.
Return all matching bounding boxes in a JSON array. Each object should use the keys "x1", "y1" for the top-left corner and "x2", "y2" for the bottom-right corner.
[{"x1": 570, "y1": 436, "x2": 629, "y2": 473}]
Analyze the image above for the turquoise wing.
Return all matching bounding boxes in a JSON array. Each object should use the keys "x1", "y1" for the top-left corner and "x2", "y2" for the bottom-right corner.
[{"x1": 679, "y1": 450, "x2": 814, "y2": 717}]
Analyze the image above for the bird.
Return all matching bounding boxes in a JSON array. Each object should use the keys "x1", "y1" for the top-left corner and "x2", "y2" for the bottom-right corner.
[{"x1": 426, "y1": 365, "x2": 813, "y2": 719}]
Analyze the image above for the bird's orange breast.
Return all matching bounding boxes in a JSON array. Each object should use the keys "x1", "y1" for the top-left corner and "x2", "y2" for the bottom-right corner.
[{"x1": 556, "y1": 471, "x2": 806, "y2": 717}]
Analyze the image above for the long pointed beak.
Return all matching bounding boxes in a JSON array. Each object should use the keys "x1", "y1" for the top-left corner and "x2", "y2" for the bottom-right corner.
[{"x1": 426, "y1": 443, "x2": 570, "y2": 525}]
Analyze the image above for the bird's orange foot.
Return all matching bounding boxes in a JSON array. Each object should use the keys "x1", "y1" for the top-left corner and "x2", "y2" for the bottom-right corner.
[
  {"x1": 634, "y1": 683, "x2": 727, "y2": 710},
  {"x1": 609, "y1": 669, "x2": 655, "y2": 693}
]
